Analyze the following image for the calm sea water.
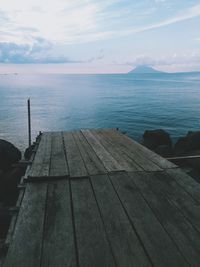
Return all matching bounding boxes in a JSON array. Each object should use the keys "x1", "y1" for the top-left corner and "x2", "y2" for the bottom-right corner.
[{"x1": 0, "y1": 72, "x2": 200, "y2": 151}]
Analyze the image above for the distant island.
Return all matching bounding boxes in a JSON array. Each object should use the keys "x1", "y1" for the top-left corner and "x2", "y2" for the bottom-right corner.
[{"x1": 128, "y1": 65, "x2": 164, "y2": 74}]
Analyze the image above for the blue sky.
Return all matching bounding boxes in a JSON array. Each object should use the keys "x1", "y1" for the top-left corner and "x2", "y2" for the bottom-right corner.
[{"x1": 0, "y1": 0, "x2": 200, "y2": 73}]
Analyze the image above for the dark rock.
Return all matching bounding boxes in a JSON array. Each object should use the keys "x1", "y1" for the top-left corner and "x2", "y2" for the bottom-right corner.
[
  {"x1": 143, "y1": 129, "x2": 172, "y2": 150},
  {"x1": 0, "y1": 140, "x2": 21, "y2": 170},
  {"x1": 0, "y1": 167, "x2": 25, "y2": 205},
  {"x1": 154, "y1": 145, "x2": 173, "y2": 157},
  {"x1": 0, "y1": 207, "x2": 11, "y2": 238},
  {"x1": 186, "y1": 131, "x2": 200, "y2": 150},
  {"x1": 174, "y1": 137, "x2": 189, "y2": 155},
  {"x1": 174, "y1": 131, "x2": 200, "y2": 155}
]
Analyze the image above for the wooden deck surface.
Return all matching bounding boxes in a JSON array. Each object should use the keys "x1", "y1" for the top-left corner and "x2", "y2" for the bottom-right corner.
[{"x1": 4, "y1": 129, "x2": 200, "y2": 267}]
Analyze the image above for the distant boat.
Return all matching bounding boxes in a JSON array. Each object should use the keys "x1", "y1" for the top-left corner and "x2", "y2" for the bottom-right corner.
[{"x1": 128, "y1": 65, "x2": 164, "y2": 74}]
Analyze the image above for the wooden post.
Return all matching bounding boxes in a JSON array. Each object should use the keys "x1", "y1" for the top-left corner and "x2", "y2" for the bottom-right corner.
[{"x1": 27, "y1": 98, "x2": 31, "y2": 151}]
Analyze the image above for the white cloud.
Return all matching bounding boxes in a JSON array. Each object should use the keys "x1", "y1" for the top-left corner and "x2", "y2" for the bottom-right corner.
[
  {"x1": 120, "y1": 4, "x2": 200, "y2": 36},
  {"x1": 0, "y1": 1, "x2": 199, "y2": 48},
  {"x1": 0, "y1": 0, "x2": 198, "y2": 70},
  {"x1": 0, "y1": 0, "x2": 200, "y2": 67},
  {"x1": 118, "y1": 50, "x2": 200, "y2": 70},
  {"x1": 0, "y1": 38, "x2": 81, "y2": 63},
  {"x1": 0, "y1": 0, "x2": 120, "y2": 45}
]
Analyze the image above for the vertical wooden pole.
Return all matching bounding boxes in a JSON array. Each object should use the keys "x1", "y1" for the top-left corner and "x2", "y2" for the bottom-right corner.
[{"x1": 28, "y1": 98, "x2": 31, "y2": 151}]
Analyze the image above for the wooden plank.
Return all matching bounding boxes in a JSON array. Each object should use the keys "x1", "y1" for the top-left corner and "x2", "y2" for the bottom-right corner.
[
  {"x1": 165, "y1": 168, "x2": 200, "y2": 203},
  {"x1": 33, "y1": 132, "x2": 52, "y2": 177},
  {"x1": 104, "y1": 129, "x2": 176, "y2": 170},
  {"x1": 72, "y1": 131, "x2": 106, "y2": 175},
  {"x1": 41, "y1": 180, "x2": 77, "y2": 267},
  {"x1": 81, "y1": 130, "x2": 121, "y2": 172},
  {"x1": 5, "y1": 189, "x2": 25, "y2": 247},
  {"x1": 119, "y1": 131, "x2": 177, "y2": 169},
  {"x1": 109, "y1": 172, "x2": 188, "y2": 267},
  {"x1": 90, "y1": 174, "x2": 151, "y2": 267},
  {"x1": 49, "y1": 132, "x2": 68, "y2": 177},
  {"x1": 91, "y1": 130, "x2": 143, "y2": 172},
  {"x1": 71, "y1": 178, "x2": 116, "y2": 267},
  {"x1": 4, "y1": 183, "x2": 48, "y2": 267},
  {"x1": 101, "y1": 130, "x2": 162, "y2": 171},
  {"x1": 129, "y1": 171, "x2": 200, "y2": 266},
  {"x1": 146, "y1": 171, "x2": 200, "y2": 232},
  {"x1": 28, "y1": 132, "x2": 52, "y2": 178},
  {"x1": 63, "y1": 131, "x2": 88, "y2": 178}
]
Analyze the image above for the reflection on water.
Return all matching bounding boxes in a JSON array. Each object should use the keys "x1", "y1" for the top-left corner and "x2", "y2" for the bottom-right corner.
[{"x1": 0, "y1": 72, "x2": 200, "y2": 151}]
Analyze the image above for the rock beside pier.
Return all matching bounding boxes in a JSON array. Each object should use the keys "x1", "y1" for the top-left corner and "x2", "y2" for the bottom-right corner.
[
  {"x1": 142, "y1": 129, "x2": 200, "y2": 157},
  {"x1": 174, "y1": 131, "x2": 200, "y2": 155},
  {"x1": 143, "y1": 129, "x2": 172, "y2": 156},
  {"x1": 142, "y1": 129, "x2": 200, "y2": 182},
  {"x1": 0, "y1": 140, "x2": 25, "y2": 249},
  {"x1": 0, "y1": 140, "x2": 21, "y2": 170},
  {"x1": 174, "y1": 131, "x2": 200, "y2": 178},
  {"x1": 0, "y1": 167, "x2": 25, "y2": 205}
]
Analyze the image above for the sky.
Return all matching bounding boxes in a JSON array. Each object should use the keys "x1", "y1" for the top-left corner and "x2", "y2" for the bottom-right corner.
[{"x1": 0, "y1": 0, "x2": 200, "y2": 73}]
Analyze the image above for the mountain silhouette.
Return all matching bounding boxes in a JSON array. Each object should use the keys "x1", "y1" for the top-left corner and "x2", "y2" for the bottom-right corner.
[{"x1": 128, "y1": 65, "x2": 164, "y2": 74}]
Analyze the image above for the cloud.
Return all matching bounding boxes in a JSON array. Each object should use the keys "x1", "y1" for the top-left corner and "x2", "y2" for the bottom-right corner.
[
  {"x1": 119, "y1": 4, "x2": 200, "y2": 36},
  {"x1": 0, "y1": 1, "x2": 200, "y2": 46},
  {"x1": 0, "y1": 10, "x2": 9, "y2": 23},
  {"x1": 0, "y1": 38, "x2": 81, "y2": 63},
  {"x1": 0, "y1": 1, "x2": 199, "y2": 67},
  {"x1": 118, "y1": 50, "x2": 200, "y2": 69},
  {"x1": 87, "y1": 49, "x2": 105, "y2": 63},
  {"x1": 0, "y1": 0, "x2": 116, "y2": 45}
]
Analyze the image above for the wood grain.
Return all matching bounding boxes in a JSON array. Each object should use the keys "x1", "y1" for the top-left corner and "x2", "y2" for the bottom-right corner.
[{"x1": 63, "y1": 131, "x2": 88, "y2": 178}]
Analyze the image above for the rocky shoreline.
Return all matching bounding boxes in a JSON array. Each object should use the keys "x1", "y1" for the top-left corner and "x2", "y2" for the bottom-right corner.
[
  {"x1": 142, "y1": 129, "x2": 200, "y2": 156},
  {"x1": 142, "y1": 129, "x2": 200, "y2": 183},
  {"x1": 0, "y1": 140, "x2": 26, "y2": 260}
]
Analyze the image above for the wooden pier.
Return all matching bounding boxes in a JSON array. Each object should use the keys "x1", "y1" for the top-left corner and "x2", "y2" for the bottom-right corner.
[{"x1": 3, "y1": 129, "x2": 200, "y2": 266}]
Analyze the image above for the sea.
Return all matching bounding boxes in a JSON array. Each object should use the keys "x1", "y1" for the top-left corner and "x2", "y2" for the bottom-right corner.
[{"x1": 0, "y1": 72, "x2": 200, "y2": 151}]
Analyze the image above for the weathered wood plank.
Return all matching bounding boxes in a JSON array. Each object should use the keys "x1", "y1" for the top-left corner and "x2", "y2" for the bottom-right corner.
[
  {"x1": 49, "y1": 132, "x2": 68, "y2": 177},
  {"x1": 91, "y1": 130, "x2": 143, "y2": 172},
  {"x1": 165, "y1": 168, "x2": 200, "y2": 203},
  {"x1": 129, "y1": 171, "x2": 200, "y2": 266},
  {"x1": 119, "y1": 130, "x2": 177, "y2": 169},
  {"x1": 28, "y1": 132, "x2": 52, "y2": 178},
  {"x1": 72, "y1": 131, "x2": 106, "y2": 175},
  {"x1": 34, "y1": 132, "x2": 52, "y2": 177},
  {"x1": 71, "y1": 178, "x2": 116, "y2": 267},
  {"x1": 146, "y1": 171, "x2": 200, "y2": 232},
  {"x1": 90, "y1": 174, "x2": 151, "y2": 267},
  {"x1": 81, "y1": 130, "x2": 121, "y2": 172},
  {"x1": 63, "y1": 132, "x2": 88, "y2": 178},
  {"x1": 4, "y1": 183, "x2": 48, "y2": 267},
  {"x1": 41, "y1": 180, "x2": 77, "y2": 267},
  {"x1": 104, "y1": 129, "x2": 176, "y2": 169},
  {"x1": 109, "y1": 172, "x2": 188, "y2": 267},
  {"x1": 101, "y1": 130, "x2": 162, "y2": 171}
]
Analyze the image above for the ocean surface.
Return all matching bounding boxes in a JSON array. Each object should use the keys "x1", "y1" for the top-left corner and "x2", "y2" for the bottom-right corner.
[{"x1": 0, "y1": 72, "x2": 200, "y2": 151}]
